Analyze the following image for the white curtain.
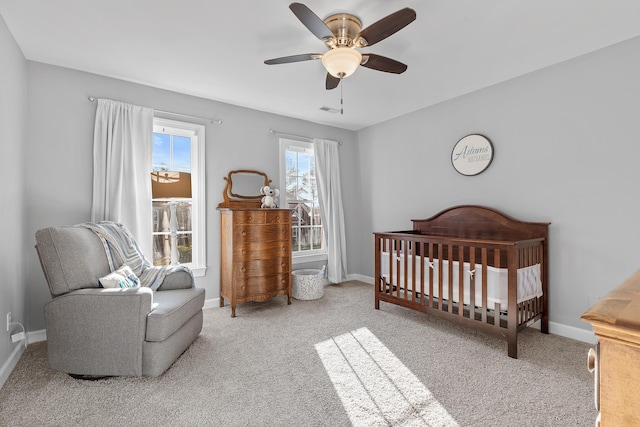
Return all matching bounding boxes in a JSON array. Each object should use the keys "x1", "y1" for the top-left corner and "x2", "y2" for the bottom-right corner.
[
  {"x1": 313, "y1": 138, "x2": 347, "y2": 283},
  {"x1": 91, "y1": 99, "x2": 154, "y2": 259}
]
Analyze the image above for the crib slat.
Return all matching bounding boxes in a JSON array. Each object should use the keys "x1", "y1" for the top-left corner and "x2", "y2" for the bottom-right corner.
[
  {"x1": 410, "y1": 242, "x2": 416, "y2": 303},
  {"x1": 469, "y1": 246, "x2": 476, "y2": 319},
  {"x1": 530, "y1": 298, "x2": 535, "y2": 320},
  {"x1": 386, "y1": 239, "x2": 393, "y2": 294},
  {"x1": 493, "y1": 250, "x2": 501, "y2": 325},
  {"x1": 428, "y1": 243, "x2": 434, "y2": 309},
  {"x1": 481, "y1": 248, "x2": 488, "y2": 323},
  {"x1": 438, "y1": 244, "x2": 444, "y2": 311},
  {"x1": 383, "y1": 238, "x2": 388, "y2": 295},
  {"x1": 402, "y1": 240, "x2": 408, "y2": 300},
  {"x1": 375, "y1": 236, "x2": 381, "y2": 306},
  {"x1": 507, "y1": 247, "x2": 518, "y2": 358},
  {"x1": 390, "y1": 240, "x2": 400, "y2": 297},
  {"x1": 448, "y1": 245, "x2": 454, "y2": 314},
  {"x1": 419, "y1": 242, "x2": 426, "y2": 305},
  {"x1": 382, "y1": 238, "x2": 387, "y2": 295},
  {"x1": 458, "y1": 245, "x2": 464, "y2": 316}
]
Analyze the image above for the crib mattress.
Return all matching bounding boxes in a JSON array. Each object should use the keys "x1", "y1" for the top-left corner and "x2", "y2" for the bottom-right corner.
[{"x1": 380, "y1": 252, "x2": 542, "y2": 308}]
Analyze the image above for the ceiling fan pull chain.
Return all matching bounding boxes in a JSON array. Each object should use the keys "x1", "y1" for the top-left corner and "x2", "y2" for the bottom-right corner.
[{"x1": 340, "y1": 79, "x2": 344, "y2": 115}]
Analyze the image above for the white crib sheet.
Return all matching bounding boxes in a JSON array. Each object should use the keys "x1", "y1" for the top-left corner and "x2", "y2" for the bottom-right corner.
[{"x1": 380, "y1": 251, "x2": 542, "y2": 307}]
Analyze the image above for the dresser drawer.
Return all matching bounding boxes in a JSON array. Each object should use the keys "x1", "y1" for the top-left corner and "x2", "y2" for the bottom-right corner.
[
  {"x1": 265, "y1": 212, "x2": 291, "y2": 225},
  {"x1": 235, "y1": 257, "x2": 290, "y2": 278},
  {"x1": 235, "y1": 241, "x2": 290, "y2": 258},
  {"x1": 231, "y1": 210, "x2": 292, "y2": 225},
  {"x1": 232, "y1": 210, "x2": 266, "y2": 225},
  {"x1": 236, "y1": 274, "x2": 290, "y2": 297},
  {"x1": 235, "y1": 225, "x2": 290, "y2": 243}
]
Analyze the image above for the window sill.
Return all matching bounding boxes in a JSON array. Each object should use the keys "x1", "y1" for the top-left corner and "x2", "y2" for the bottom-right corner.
[{"x1": 292, "y1": 253, "x2": 327, "y2": 265}]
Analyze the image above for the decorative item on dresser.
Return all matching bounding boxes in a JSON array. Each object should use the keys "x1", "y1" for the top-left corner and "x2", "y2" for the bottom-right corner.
[
  {"x1": 218, "y1": 170, "x2": 292, "y2": 317},
  {"x1": 581, "y1": 269, "x2": 640, "y2": 427},
  {"x1": 374, "y1": 205, "x2": 549, "y2": 358}
]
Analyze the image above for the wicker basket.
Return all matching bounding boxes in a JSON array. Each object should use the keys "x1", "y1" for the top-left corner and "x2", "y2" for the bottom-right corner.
[{"x1": 292, "y1": 267, "x2": 326, "y2": 300}]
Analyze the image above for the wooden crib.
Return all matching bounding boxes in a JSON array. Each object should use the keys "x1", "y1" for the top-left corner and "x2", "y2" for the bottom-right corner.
[{"x1": 374, "y1": 205, "x2": 549, "y2": 358}]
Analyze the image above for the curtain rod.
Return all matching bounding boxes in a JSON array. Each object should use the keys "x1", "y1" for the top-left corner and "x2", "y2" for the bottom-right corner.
[
  {"x1": 268, "y1": 129, "x2": 342, "y2": 145},
  {"x1": 88, "y1": 96, "x2": 222, "y2": 124}
]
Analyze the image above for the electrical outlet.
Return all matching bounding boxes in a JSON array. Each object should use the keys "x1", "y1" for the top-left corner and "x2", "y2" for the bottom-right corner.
[{"x1": 6, "y1": 312, "x2": 11, "y2": 332}]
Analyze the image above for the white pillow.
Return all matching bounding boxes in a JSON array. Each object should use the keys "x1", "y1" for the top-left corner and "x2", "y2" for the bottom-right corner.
[{"x1": 99, "y1": 265, "x2": 141, "y2": 289}]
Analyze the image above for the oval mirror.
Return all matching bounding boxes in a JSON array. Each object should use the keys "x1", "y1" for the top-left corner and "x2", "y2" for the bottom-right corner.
[{"x1": 218, "y1": 170, "x2": 272, "y2": 208}]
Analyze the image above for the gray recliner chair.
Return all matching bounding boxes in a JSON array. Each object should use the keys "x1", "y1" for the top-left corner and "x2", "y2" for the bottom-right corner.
[{"x1": 35, "y1": 223, "x2": 205, "y2": 377}]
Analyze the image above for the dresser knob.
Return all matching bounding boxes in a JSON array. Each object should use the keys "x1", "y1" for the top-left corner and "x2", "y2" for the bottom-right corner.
[
  {"x1": 587, "y1": 348, "x2": 597, "y2": 373},
  {"x1": 281, "y1": 263, "x2": 286, "y2": 267},
  {"x1": 242, "y1": 231, "x2": 247, "y2": 236},
  {"x1": 247, "y1": 216, "x2": 252, "y2": 221},
  {"x1": 241, "y1": 267, "x2": 246, "y2": 273},
  {"x1": 241, "y1": 249, "x2": 246, "y2": 254},
  {"x1": 281, "y1": 279, "x2": 286, "y2": 284}
]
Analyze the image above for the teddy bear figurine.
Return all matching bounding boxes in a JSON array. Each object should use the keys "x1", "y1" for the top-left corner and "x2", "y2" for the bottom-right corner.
[{"x1": 260, "y1": 185, "x2": 280, "y2": 208}]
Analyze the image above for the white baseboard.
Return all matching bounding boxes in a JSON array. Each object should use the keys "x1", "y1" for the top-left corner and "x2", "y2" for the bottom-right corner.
[
  {"x1": 0, "y1": 328, "x2": 47, "y2": 388},
  {"x1": 347, "y1": 273, "x2": 373, "y2": 284},
  {"x1": 549, "y1": 321, "x2": 597, "y2": 345},
  {"x1": 0, "y1": 329, "x2": 47, "y2": 390},
  {"x1": 28, "y1": 329, "x2": 47, "y2": 344},
  {"x1": 204, "y1": 298, "x2": 220, "y2": 310},
  {"x1": 0, "y1": 343, "x2": 26, "y2": 391}
]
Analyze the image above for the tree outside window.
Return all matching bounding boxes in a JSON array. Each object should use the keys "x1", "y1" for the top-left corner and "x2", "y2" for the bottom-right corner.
[{"x1": 281, "y1": 139, "x2": 323, "y2": 254}]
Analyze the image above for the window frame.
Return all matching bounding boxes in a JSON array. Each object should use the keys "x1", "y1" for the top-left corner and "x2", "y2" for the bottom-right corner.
[
  {"x1": 152, "y1": 117, "x2": 206, "y2": 276},
  {"x1": 278, "y1": 137, "x2": 327, "y2": 265}
]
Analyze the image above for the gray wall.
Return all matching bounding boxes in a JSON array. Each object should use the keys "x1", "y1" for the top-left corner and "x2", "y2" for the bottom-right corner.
[
  {"x1": 357, "y1": 36, "x2": 640, "y2": 332},
  {"x1": 0, "y1": 16, "x2": 27, "y2": 371},
  {"x1": 23, "y1": 62, "x2": 358, "y2": 332}
]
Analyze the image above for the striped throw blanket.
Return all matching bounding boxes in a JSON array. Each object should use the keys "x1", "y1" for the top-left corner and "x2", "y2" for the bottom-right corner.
[{"x1": 81, "y1": 221, "x2": 193, "y2": 291}]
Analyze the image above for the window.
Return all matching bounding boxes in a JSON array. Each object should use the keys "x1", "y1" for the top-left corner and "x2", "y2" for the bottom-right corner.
[
  {"x1": 152, "y1": 118, "x2": 206, "y2": 276},
  {"x1": 279, "y1": 138, "x2": 325, "y2": 262}
]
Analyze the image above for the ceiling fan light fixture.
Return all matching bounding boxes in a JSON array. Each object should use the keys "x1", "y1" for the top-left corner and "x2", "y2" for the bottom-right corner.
[{"x1": 322, "y1": 47, "x2": 362, "y2": 79}]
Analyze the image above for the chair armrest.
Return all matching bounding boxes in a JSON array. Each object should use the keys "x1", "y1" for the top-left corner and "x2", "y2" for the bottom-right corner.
[
  {"x1": 156, "y1": 268, "x2": 194, "y2": 291},
  {"x1": 44, "y1": 287, "x2": 153, "y2": 376}
]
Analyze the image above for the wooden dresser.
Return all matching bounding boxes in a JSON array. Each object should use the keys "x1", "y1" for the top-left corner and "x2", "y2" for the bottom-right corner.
[
  {"x1": 219, "y1": 208, "x2": 292, "y2": 317},
  {"x1": 581, "y1": 269, "x2": 640, "y2": 427}
]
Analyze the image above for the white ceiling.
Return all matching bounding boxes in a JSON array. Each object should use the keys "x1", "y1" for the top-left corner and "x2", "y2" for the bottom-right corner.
[{"x1": 1, "y1": 0, "x2": 639, "y2": 131}]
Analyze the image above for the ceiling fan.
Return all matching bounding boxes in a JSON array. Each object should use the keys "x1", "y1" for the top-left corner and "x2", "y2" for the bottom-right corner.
[{"x1": 264, "y1": 3, "x2": 416, "y2": 90}]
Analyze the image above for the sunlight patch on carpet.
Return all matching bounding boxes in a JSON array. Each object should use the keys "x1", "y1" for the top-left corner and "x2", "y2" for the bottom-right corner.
[{"x1": 315, "y1": 327, "x2": 459, "y2": 427}]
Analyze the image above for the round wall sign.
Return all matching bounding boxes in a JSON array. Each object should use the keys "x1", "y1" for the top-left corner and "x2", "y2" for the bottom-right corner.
[{"x1": 451, "y1": 134, "x2": 494, "y2": 176}]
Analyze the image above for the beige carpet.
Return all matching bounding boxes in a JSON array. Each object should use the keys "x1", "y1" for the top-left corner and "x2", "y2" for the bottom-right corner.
[{"x1": 0, "y1": 281, "x2": 596, "y2": 426}]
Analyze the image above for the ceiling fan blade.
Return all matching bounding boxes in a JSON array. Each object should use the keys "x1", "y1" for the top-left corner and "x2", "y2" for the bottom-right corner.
[
  {"x1": 356, "y1": 8, "x2": 416, "y2": 47},
  {"x1": 361, "y1": 54, "x2": 407, "y2": 74},
  {"x1": 264, "y1": 53, "x2": 322, "y2": 65},
  {"x1": 326, "y1": 73, "x2": 340, "y2": 90},
  {"x1": 289, "y1": 3, "x2": 334, "y2": 42}
]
